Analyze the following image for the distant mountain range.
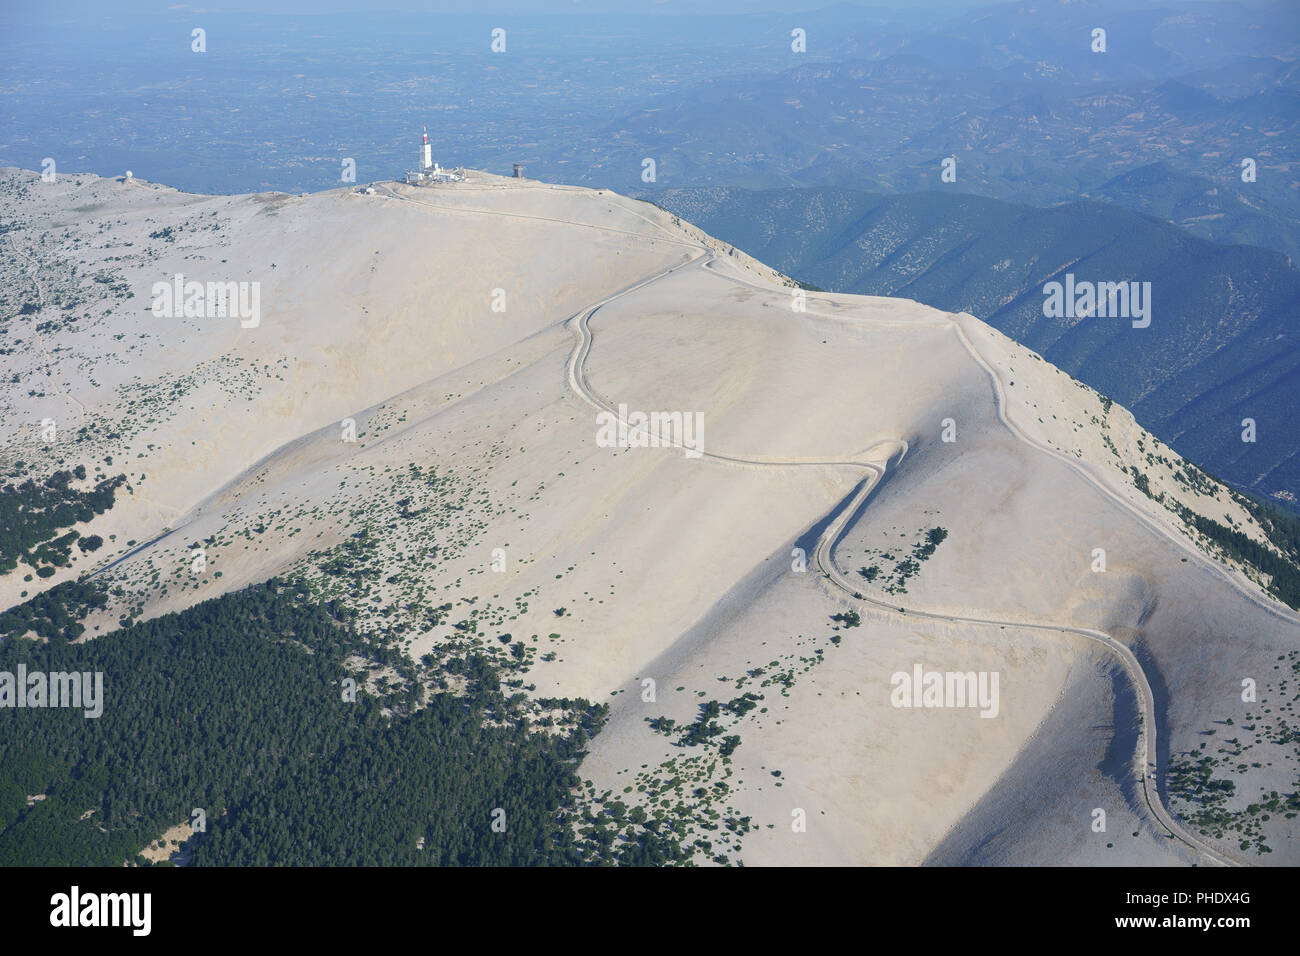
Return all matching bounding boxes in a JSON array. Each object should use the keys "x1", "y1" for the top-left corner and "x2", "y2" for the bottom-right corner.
[
  {"x1": 604, "y1": 54, "x2": 1300, "y2": 258},
  {"x1": 647, "y1": 186, "x2": 1300, "y2": 504},
  {"x1": 4, "y1": 2, "x2": 1295, "y2": 261},
  {"x1": 1081, "y1": 160, "x2": 1300, "y2": 260}
]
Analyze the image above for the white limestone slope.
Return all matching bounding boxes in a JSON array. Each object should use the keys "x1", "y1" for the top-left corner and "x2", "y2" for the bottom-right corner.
[{"x1": 1, "y1": 166, "x2": 1297, "y2": 866}]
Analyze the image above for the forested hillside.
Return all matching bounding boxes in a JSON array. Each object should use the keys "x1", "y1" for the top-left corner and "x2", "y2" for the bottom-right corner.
[{"x1": 0, "y1": 580, "x2": 687, "y2": 866}]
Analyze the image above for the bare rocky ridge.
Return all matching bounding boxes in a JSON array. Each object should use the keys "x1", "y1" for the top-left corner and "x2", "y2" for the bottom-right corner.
[{"x1": 2, "y1": 166, "x2": 1297, "y2": 865}]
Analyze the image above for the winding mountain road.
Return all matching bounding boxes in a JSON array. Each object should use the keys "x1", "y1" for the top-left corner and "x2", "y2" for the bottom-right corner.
[
  {"x1": 372, "y1": 179, "x2": 1259, "y2": 864},
  {"x1": 558, "y1": 239, "x2": 1247, "y2": 867},
  {"x1": 97, "y1": 178, "x2": 1271, "y2": 866}
]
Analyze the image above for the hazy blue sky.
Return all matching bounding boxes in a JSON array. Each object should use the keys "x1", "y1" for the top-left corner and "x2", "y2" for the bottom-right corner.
[{"x1": 16, "y1": 0, "x2": 1059, "y2": 17}]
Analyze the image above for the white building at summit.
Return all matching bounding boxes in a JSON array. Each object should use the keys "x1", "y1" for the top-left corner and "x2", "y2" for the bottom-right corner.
[{"x1": 407, "y1": 125, "x2": 462, "y2": 184}]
